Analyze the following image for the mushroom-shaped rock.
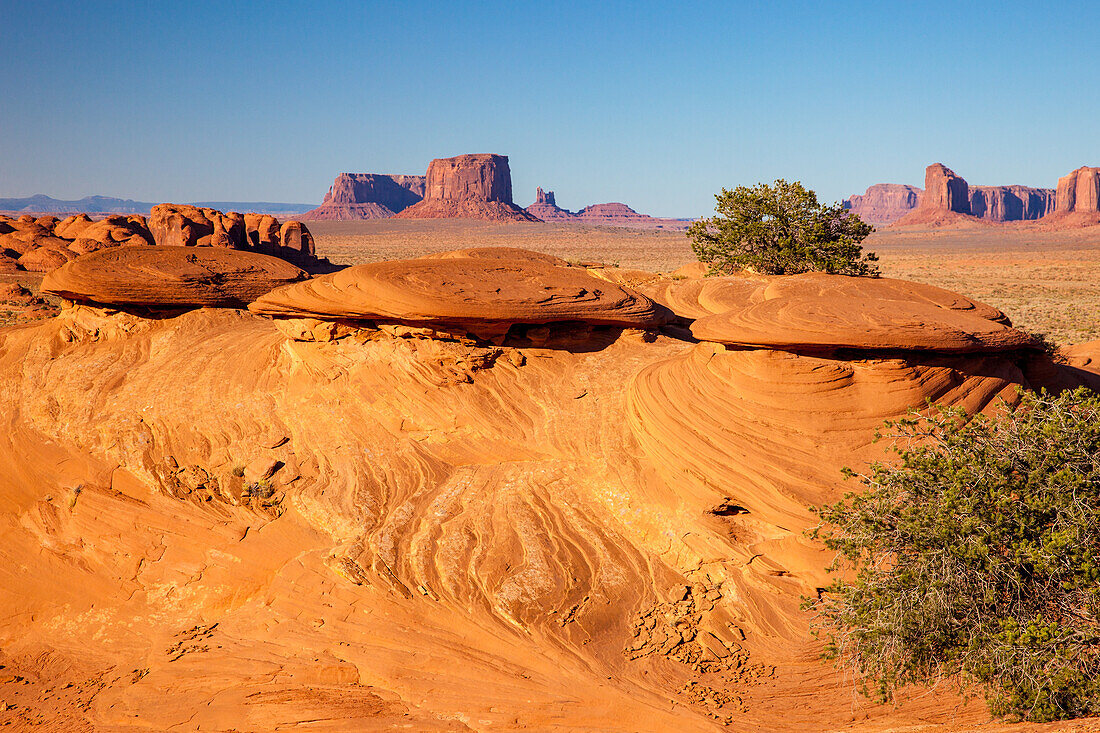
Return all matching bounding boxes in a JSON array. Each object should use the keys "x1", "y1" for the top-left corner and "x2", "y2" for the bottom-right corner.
[
  {"x1": 691, "y1": 296, "x2": 1035, "y2": 353},
  {"x1": 249, "y1": 257, "x2": 668, "y2": 336},
  {"x1": 761, "y1": 273, "x2": 1008, "y2": 324},
  {"x1": 419, "y1": 246, "x2": 570, "y2": 266},
  {"x1": 41, "y1": 246, "x2": 308, "y2": 307}
]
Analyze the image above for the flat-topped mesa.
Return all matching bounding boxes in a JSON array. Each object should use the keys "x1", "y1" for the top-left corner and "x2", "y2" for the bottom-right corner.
[
  {"x1": 969, "y1": 185, "x2": 1054, "y2": 222},
  {"x1": 249, "y1": 251, "x2": 669, "y2": 342},
  {"x1": 1055, "y1": 166, "x2": 1100, "y2": 213},
  {"x1": 394, "y1": 154, "x2": 541, "y2": 222},
  {"x1": 689, "y1": 272, "x2": 1033, "y2": 354},
  {"x1": 300, "y1": 173, "x2": 426, "y2": 220},
  {"x1": 843, "y1": 184, "x2": 923, "y2": 224},
  {"x1": 41, "y1": 246, "x2": 308, "y2": 308}
]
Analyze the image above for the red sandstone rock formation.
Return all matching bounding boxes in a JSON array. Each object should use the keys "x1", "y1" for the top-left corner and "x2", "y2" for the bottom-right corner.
[
  {"x1": 0, "y1": 207, "x2": 320, "y2": 274},
  {"x1": 525, "y1": 187, "x2": 575, "y2": 221},
  {"x1": 843, "y1": 184, "x2": 923, "y2": 224},
  {"x1": 1055, "y1": 166, "x2": 1100, "y2": 213},
  {"x1": 395, "y1": 154, "x2": 540, "y2": 222},
  {"x1": 42, "y1": 246, "x2": 307, "y2": 307},
  {"x1": 969, "y1": 185, "x2": 1054, "y2": 221},
  {"x1": 301, "y1": 173, "x2": 427, "y2": 220}
]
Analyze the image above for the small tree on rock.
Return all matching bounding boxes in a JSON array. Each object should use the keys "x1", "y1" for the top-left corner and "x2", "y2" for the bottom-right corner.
[
  {"x1": 807, "y1": 387, "x2": 1100, "y2": 722},
  {"x1": 689, "y1": 179, "x2": 878, "y2": 276}
]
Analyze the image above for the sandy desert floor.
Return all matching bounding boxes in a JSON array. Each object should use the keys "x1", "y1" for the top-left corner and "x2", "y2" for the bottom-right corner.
[{"x1": 308, "y1": 220, "x2": 1100, "y2": 346}]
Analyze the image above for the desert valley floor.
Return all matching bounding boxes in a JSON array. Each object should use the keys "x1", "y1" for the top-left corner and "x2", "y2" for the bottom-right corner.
[{"x1": 1, "y1": 219, "x2": 1099, "y2": 732}]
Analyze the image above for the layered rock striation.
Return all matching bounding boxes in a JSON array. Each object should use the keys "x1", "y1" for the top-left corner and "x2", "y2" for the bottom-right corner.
[
  {"x1": 842, "y1": 184, "x2": 923, "y2": 224},
  {"x1": 249, "y1": 250, "x2": 668, "y2": 339},
  {"x1": 851, "y1": 166, "x2": 1055, "y2": 225},
  {"x1": 395, "y1": 155, "x2": 541, "y2": 222},
  {"x1": 1055, "y1": 166, "x2": 1100, "y2": 213},
  {"x1": 41, "y1": 246, "x2": 307, "y2": 308},
  {"x1": 300, "y1": 173, "x2": 427, "y2": 220},
  {"x1": 1, "y1": 252, "x2": 1097, "y2": 730}
]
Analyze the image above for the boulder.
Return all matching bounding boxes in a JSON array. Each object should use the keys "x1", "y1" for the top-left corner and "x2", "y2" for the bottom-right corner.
[
  {"x1": 395, "y1": 154, "x2": 540, "y2": 222},
  {"x1": 691, "y1": 295, "x2": 1034, "y2": 353},
  {"x1": 41, "y1": 246, "x2": 308, "y2": 307},
  {"x1": 842, "y1": 184, "x2": 923, "y2": 224},
  {"x1": 54, "y1": 213, "x2": 95, "y2": 239},
  {"x1": 760, "y1": 272, "x2": 1009, "y2": 323},
  {"x1": 300, "y1": 173, "x2": 426, "y2": 220},
  {"x1": 249, "y1": 256, "x2": 669, "y2": 338},
  {"x1": 279, "y1": 220, "x2": 315, "y2": 259},
  {"x1": 147, "y1": 204, "x2": 246, "y2": 249},
  {"x1": 245, "y1": 213, "x2": 282, "y2": 252},
  {"x1": 18, "y1": 246, "x2": 75, "y2": 272}
]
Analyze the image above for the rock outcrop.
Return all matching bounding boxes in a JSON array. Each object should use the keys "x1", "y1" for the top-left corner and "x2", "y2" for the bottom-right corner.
[
  {"x1": 525, "y1": 187, "x2": 575, "y2": 221},
  {"x1": 922, "y1": 163, "x2": 971, "y2": 215},
  {"x1": 300, "y1": 173, "x2": 427, "y2": 220},
  {"x1": 394, "y1": 154, "x2": 541, "y2": 222},
  {"x1": 969, "y1": 185, "x2": 1054, "y2": 221},
  {"x1": 855, "y1": 166, "x2": 1056, "y2": 226},
  {"x1": 41, "y1": 246, "x2": 307, "y2": 307},
  {"x1": 2, "y1": 253, "x2": 1097, "y2": 730},
  {"x1": 842, "y1": 184, "x2": 923, "y2": 224},
  {"x1": 0, "y1": 206, "x2": 320, "y2": 273},
  {"x1": 249, "y1": 250, "x2": 668, "y2": 338},
  {"x1": 1055, "y1": 166, "x2": 1100, "y2": 213}
]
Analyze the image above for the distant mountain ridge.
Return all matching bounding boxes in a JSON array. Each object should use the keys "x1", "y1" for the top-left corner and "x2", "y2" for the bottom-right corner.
[{"x1": 0, "y1": 194, "x2": 315, "y2": 217}]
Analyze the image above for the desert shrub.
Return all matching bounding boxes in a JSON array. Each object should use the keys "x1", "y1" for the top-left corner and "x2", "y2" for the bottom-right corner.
[
  {"x1": 688, "y1": 179, "x2": 878, "y2": 276},
  {"x1": 242, "y1": 479, "x2": 275, "y2": 501},
  {"x1": 807, "y1": 387, "x2": 1100, "y2": 722}
]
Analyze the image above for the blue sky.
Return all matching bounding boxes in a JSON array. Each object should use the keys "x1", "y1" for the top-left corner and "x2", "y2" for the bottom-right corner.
[{"x1": 1, "y1": 1, "x2": 1097, "y2": 216}]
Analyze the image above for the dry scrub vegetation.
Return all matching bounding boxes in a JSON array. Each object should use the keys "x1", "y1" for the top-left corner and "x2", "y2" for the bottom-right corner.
[{"x1": 311, "y1": 220, "x2": 1100, "y2": 345}]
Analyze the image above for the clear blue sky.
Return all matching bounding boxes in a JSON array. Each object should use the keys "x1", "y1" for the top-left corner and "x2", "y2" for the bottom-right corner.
[{"x1": 2, "y1": 1, "x2": 1097, "y2": 217}]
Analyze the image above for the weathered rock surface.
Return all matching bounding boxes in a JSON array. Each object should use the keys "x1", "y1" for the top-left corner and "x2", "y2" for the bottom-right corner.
[
  {"x1": 842, "y1": 184, "x2": 923, "y2": 224},
  {"x1": 526, "y1": 187, "x2": 576, "y2": 221},
  {"x1": 147, "y1": 204, "x2": 248, "y2": 249},
  {"x1": 301, "y1": 173, "x2": 427, "y2": 220},
  {"x1": 250, "y1": 255, "x2": 667, "y2": 336},
  {"x1": 41, "y1": 246, "x2": 308, "y2": 307},
  {"x1": 1055, "y1": 166, "x2": 1100, "y2": 213},
  {"x1": 692, "y1": 295, "x2": 1033, "y2": 353},
  {"x1": 923, "y1": 163, "x2": 971, "y2": 214},
  {"x1": 419, "y1": 246, "x2": 571, "y2": 266},
  {"x1": 969, "y1": 185, "x2": 1054, "y2": 221},
  {"x1": 17, "y1": 245, "x2": 75, "y2": 272},
  {"x1": 395, "y1": 154, "x2": 541, "y2": 222},
  {"x1": 1, "y1": 261, "x2": 1094, "y2": 730}
]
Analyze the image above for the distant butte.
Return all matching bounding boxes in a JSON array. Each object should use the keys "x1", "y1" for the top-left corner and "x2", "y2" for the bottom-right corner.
[
  {"x1": 300, "y1": 173, "x2": 426, "y2": 220},
  {"x1": 846, "y1": 163, "x2": 1072, "y2": 226},
  {"x1": 394, "y1": 154, "x2": 540, "y2": 222},
  {"x1": 524, "y1": 189, "x2": 692, "y2": 230}
]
